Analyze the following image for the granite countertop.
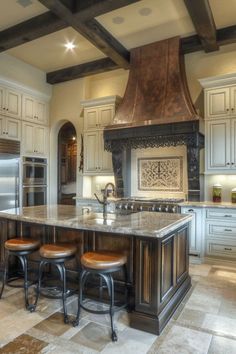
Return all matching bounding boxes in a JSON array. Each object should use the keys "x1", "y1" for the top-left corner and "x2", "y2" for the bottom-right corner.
[
  {"x1": 180, "y1": 201, "x2": 236, "y2": 209},
  {"x1": 0, "y1": 205, "x2": 191, "y2": 239}
]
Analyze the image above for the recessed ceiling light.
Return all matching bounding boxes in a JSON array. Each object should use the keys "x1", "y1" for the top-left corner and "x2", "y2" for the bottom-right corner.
[
  {"x1": 64, "y1": 41, "x2": 76, "y2": 50},
  {"x1": 16, "y1": 0, "x2": 32, "y2": 7},
  {"x1": 112, "y1": 16, "x2": 125, "y2": 25},
  {"x1": 139, "y1": 7, "x2": 152, "y2": 16}
]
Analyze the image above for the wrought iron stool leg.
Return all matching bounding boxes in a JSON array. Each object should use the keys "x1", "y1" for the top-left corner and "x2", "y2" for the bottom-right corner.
[
  {"x1": 19, "y1": 255, "x2": 30, "y2": 310},
  {"x1": 30, "y1": 260, "x2": 45, "y2": 312},
  {"x1": 73, "y1": 269, "x2": 87, "y2": 327},
  {"x1": 108, "y1": 274, "x2": 117, "y2": 342},
  {"x1": 59, "y1": 263, "x2": 69, "y2": 324},
  {"x1": 0, "y1": 251, "x2": 9, "y2": 299}
]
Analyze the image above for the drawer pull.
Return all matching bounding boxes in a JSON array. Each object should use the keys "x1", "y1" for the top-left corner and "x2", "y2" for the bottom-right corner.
[
  {"x1": 224, "y1": 247, "x2": 232, "y2": 251},
  {"x1": 224, "y1": 229, "x2": 232, "y2": 232},
  {"x1": 188, "y1": 209, "x2": 194, "y2": 212},
  {"x1": 224, "y1": 215, "x2": 233, "y2": 217}
]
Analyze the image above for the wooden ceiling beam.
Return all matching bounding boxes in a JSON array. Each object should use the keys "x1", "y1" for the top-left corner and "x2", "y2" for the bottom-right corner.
[
  {"x1": 0, "y1": 12, "x2": 67, "y2": 52},
  {"x1": 47, "y1": 57, "x2": 119, "y2": 84},
  {"x1": 183, "y1": 0, "x2": 219, "y2": 52},
  {"x1": 38, "y1": 0, "x2": 130, "y2": 69},
  {"x1": 181, "y1": 24, "x2": 236, "y2": 54}
]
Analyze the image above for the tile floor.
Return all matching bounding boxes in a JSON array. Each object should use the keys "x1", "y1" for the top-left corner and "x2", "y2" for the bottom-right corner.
[{"x1": 0, "y1": 262, "x2": 236, "y2": 353}]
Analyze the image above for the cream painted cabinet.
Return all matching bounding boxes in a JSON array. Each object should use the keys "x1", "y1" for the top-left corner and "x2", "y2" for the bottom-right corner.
[
  {"x1": 181, "y1": 206, "x2": 203, "y2": 257},
  {"x1": 206, "y1": 119, "x2": 236, "y2": 172},
  {"x1": 83, "y1": 131, "x2": 113, "y2": 174},
  {"x1": 205, "y1": 208, "x2": 236, "y2": 260},
  {"x1": 0, "y1": 116, "x2": 21, "y2": 140},
  {"x1": 83, "y1": 104, "x2": 115, "y2": 131},
  {"x1": 82, "y1": 96, "x2": 121, "y2": 175},
  {"x1": 22, "y1": 122, "x2": 48, "y2": 156},
  {"x1": 22, "y1": 94, "x2": 48, "y2": 125},
  {"x1": 0, "y1": 85, "x2": 21, "y2": 119}
]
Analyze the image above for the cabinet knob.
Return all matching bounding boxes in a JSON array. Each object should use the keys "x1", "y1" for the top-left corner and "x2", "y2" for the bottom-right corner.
[
  {"x1": 227, "y1": 108, "x2": 230, "y2": 111},
  {"x1": 3, "y1": 107, "x2": 5, "y2": 110},
  {"x1": 224, "y1": 247, "x2": 232, "y2": 251},
  {"x1": 6, "y1": 132, "x2": 8, "y2": 134},
  {"x1": 231, "y1": 108, "x2": 234, "y2": 111},
  {"x1": 3, "y1": 132, "x2": 5, "y2": 134},
  {"x1": 227, "y1": 162, "x2": 230, "y2": 165},
  {"x1": 6, "y1": 108, "x2": 8, "y2": 111}
]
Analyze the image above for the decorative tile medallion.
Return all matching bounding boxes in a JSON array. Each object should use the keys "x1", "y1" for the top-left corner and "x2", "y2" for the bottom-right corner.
[{"x1": 138, "y1": 156, "x2": 183, "y2": 191}]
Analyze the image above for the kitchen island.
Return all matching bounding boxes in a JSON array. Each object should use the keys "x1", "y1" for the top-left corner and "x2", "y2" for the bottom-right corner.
[{"x1": 0, "y1": 205, "x2": 192, "y2": 335}]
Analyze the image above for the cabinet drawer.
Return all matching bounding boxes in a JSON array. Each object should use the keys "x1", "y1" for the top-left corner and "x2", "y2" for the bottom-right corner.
[
  {"x1": 206, "y1": 240, "x2": 236, "y2": 259},
  {"x1": 206, "y1": 221, "x2": 236, "y2": 239},
  {"x1": 206, "y1": 208, "x2": 236, "y2": 220}
]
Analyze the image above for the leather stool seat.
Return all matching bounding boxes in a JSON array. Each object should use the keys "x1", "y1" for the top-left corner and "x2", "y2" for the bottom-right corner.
[
  {"x1": 81, "y1": 251, "x2": 127, "y2": 270},
  {"x1": 39, "y1": 244, "x2": 77, "y2": 259},
  {"x1": 5, "y1": 238, "x2": 40, "y2": 252}
]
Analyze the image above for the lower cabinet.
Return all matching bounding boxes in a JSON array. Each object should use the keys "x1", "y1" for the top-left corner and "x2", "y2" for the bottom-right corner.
[
  {"x1": 22, "y1": 121, "x2": 48, "y2": 156},
  {"x1": 205, "y1": 208, "x2": 236, "y2": 260},
  {"x1": 181, "y1": 206, "x2": 203, "y2": 257}
]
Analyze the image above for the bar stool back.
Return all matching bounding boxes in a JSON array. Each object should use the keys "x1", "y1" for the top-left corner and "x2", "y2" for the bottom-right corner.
[
  {"x1": 0, "y1": 238, "x2": 40, "y2": 310},
  {"x1": 73, "y1": 250, "x2": 128, "y2": 342}
]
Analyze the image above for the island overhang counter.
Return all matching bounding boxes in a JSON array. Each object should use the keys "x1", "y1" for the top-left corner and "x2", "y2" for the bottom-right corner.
[{"x1": 0, "y1": 205, "x2": 192, "y2": 335}]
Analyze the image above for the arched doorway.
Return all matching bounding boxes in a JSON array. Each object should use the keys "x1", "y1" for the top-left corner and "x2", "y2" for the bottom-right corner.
[{"x1": 58, "y1": 122, "x2": 77, "y2": 204}]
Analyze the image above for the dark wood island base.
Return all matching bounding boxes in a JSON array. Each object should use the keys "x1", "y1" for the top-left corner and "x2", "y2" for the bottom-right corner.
[{"x1": 0, "y1": 206, "x2": 191, "y2": 335}]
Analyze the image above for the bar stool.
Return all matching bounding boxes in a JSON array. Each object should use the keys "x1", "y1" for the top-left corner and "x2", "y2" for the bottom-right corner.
[
  {"x1": 31, "y1": 243, "x2": 77, "y2": 323},
  {"x1": 0, "y1": 238, "x2": 40, "y2": 310},
  {"x1": 73, "y1": 250, "x2": 128, "y2": 342}
]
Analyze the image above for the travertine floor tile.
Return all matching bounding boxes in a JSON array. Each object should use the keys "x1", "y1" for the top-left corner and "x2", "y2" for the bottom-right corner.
[
  {"x1": 0, "y1": 333, "x2": 47, "y2": 354},
  {"x1": 152, "y1": 325, "x2": 212, "y2": 354},
  {"x1": 202, "y1": 313, "x2": 236, "y2": 338},
  {"x1": 208, "y1": 335, "x2": 236, "y2": 354}
]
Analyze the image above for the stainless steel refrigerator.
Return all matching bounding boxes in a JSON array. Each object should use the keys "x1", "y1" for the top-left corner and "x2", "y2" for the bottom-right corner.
[{"x1": 0, "y1": 139, "x2": 20, "y2": 211}]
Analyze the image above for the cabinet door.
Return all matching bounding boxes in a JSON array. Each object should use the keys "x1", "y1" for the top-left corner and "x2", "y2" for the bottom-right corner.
[
  {"x1": 206, "y1": 120, "x2": 231, "y2": 170},
  {"x1": 5, "y1": 88, "x2": 21, "y2": 119},
  {"x1": 0, "y1": 116, "x2": 4, "y2": 137},
  {"x1": 99, "y1": 105, "x2": 114, "y2": 127},
  {"x1": 34, "y1": 125, "x2": 48, "y2": 155},
  {"x1": 230, "y1": 86, "x2": 236, "y2": 115},
  {"x1": 206, "y1": 88, "x2": 230, "y2": 119},
  {"x1": 98, "y1": 131, "x2": 113, "y2": 173},
  {"x1": 231, "y1": 119, "x2": 236, "y2": 167},
  {"x1": 181, "y1": 207, "x2": 202, "y2": 256},
  {"x1": 84, "y1": 131, "x2": 98, "y2": 173},
  {"x1": 35, "y1": 100, "x2": 48, "y2": 125},
  {"x1": 84, "y1": 108, "x2": 99, "y2": 130},
  {"x1": 22, "y1": 122, "x2": 34, "y2": 154},
  {"x1": 5, "y1": 118, "x2": 21, "y2": 140},
  {"x1": 22, "y1": 95, "x2": 35, "y2": 121},
  {"x1": 0, "y1": 86, "x2": 5, "y2": 113}
]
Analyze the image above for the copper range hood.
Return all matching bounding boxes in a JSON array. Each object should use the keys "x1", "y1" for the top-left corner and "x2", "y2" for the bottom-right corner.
[{"x1": 104, "y1": 37, "x2": 204, "y2": 201}]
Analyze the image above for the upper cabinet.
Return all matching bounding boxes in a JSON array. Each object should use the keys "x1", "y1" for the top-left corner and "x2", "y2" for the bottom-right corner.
[
  {"x1": 200, "y1": 74, "x2": 236, "y2": 173},
  {"x1": 21, "y1": 121, "x2": 48, "y2": 157},
  {"x1": 83, "y1": 97, "x2": 119, "y2": 131},
  {"x1": 205, "y1": 86, "x2": 236, "y2": 119},
  {"x1": 22, "y1": 94, "x2": 48, "y2": 125},
  {"x1": 0, "y1": 85, "x2": 22, "y2": 119},
  {"x1": 81, "y1": 96, "x2": 121, "y2": 175}
]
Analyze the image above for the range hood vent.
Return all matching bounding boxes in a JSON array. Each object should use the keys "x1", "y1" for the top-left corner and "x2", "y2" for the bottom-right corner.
[
  {"x1": 106, "y1": 36, "x2": 199, "y2": 130},
  {"x1": 104, "y1": 37, "x2": 204, "y2": 201}
]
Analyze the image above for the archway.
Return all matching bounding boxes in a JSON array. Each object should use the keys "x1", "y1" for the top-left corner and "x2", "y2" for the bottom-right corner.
[{"x1": 58, "y1": 122, "x2": 77, "y2": 204}]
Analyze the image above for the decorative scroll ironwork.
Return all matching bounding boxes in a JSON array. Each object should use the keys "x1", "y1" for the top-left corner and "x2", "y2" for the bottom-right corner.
[{"x1": 105, "y1": 133, "x2": 204, "y2": 153}]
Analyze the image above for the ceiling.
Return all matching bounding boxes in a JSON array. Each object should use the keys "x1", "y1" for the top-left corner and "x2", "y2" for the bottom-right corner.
[{"x1": 1, "y1": 0, "x2": 236, "y2": 73}]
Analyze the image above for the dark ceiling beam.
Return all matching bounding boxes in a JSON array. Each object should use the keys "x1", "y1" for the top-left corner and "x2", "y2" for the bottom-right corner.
[
  {"x1": 38, "y1": 0, "x2": 130, "y2": 69},
  {"x1": 181, "y1": 24, "x2": 236, "y2": 54},
  {"x1": 47, "y1": 57, "x2": 119, "y2": 84},
  {"x1": 183, "y1": 0, "x2": 219, "y2": 52},
  {"x1": 0, "y1": 12, "x2": 67, "y2": 52}
]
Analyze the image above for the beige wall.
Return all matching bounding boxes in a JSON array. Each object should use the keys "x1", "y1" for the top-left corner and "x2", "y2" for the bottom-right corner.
[{"x1": 0, "y1": 53, "x2": 51, "y2": 96}]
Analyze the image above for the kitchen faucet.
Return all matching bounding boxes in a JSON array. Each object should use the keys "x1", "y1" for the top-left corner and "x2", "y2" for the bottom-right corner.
[{"x1": 94, "y1": 182, "x2": 116, "y2": 214}]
